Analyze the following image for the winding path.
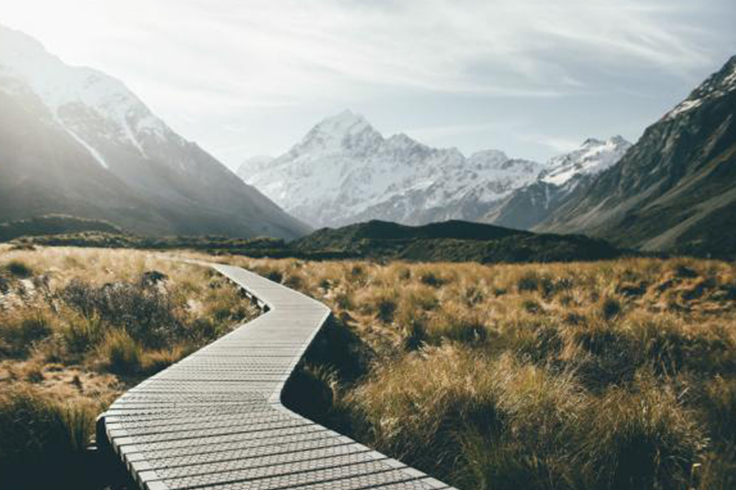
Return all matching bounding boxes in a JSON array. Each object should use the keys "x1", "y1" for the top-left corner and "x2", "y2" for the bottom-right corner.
[{"x1": 100, "y1": 263, "x2": 455, "y2": 490}]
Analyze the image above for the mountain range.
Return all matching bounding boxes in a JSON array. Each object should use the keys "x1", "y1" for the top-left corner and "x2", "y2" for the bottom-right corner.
[
  {"x1": 1, "y1": 23, "x2": 733, "y2": 258},
  {"x1": 0, "y1": 25, "x2": 308, "y2": 240},
  {"x1": 239, "y1": 55, "x2": 736, "y2": 257},
  {"x1": 237, "y1": 112, "x2": 630, "y2": 229},
  {"x1": 486, "y1": 136, "x2": 632, "y2": 229}
]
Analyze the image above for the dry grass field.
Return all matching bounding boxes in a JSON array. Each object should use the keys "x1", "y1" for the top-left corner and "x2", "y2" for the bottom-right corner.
[
  {"x1": 216, "y1": 255, "x2": 736, "y2": 490},
  {"x1": 2, "y1": 245, "x2": 735, "y2": 490},
  {"x1": 0, "y1": 246, "x2": 258, "y2": 489}
]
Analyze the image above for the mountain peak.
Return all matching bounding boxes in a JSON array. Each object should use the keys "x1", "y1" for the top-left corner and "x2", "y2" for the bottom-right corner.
[
  {"x1": 608, "y1": 135, "x2": 630, "y2": 146},
  {"x1": 292, "y1": 110, "x2": 382, "y2": 156},
  {"x1": 313, "y1": 110, "x2": 372, "y2": 135},
  {"x1": 582, "y1": 137, "x2": 605, "y2": 147}
]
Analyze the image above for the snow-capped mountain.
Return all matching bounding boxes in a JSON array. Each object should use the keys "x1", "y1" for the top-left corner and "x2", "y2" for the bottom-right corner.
[
  {"x1": 484, "y1": 136, "x2": 632, "y2": 229},
  {"x1": 238, "y1": 110, "x2": 544, "y2": 228},
  {"x1": 0, "y1": 25, "x2": 308, "y2": 239}
]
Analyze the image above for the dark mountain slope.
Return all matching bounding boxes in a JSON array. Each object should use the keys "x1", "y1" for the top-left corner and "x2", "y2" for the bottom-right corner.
[
  {"x1": 0, "y1": 25, "x2": 309, "y2": 240},
  {"x1": 537, "y1": 56, "x2": 736, "y2": 257},
  {"x1": 0, "y1": 88, "x2": 173, "y2": 234}
]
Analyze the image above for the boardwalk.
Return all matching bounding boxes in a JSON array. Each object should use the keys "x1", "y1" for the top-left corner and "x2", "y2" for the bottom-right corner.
[{"x1": 100, "y1": 263, "x2": 455, "y2": 490}]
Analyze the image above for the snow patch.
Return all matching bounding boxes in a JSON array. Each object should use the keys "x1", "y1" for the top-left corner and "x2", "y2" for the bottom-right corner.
[
  {"x1": 62, "y1": 123, "x2": 110, "y2": 168},
  {"x1": 542, "y1": 136, "x2": 631, "y2": 186},
  {"x1": 667, "y1": 99, "x2": 704, "y2": 119}
]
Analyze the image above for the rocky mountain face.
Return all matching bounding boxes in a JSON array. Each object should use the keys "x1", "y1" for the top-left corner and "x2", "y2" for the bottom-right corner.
[
  {"x1": 238, "y1": 111, "x2": 544, "y2": 228},
  {"x1": 485, "y1": 137, "x2": 632, "y2": 229},
  {"x1": 0, "y1": 25, "x2": 309, "y2": 239},
  {"x1": 537, "y1": 55, "x2": 736, "y2": 257}
]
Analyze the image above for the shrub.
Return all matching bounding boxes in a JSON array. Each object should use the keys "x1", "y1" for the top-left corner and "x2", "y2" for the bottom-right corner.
[
  {"x1": 601, "y1": 297, "x2": 622, "y2": 320},
  {"x1": 702, "y1": 377, "x2": 736, "y2": 445},
  {"x1": 697, "y1": 446, "x2": 736, "y2": 490},
  {"x1": 0, "y1": 310, "x2": 53, "y2": 357},
  {"x1": 282, "y1": 363, "x2": 356, "y2": 435},
  {"x1": 141, "y1": 346, "x2": 189, "y2": 375},
  {"x1": 3, "y1": 259, "x2": 34, "y2": 278},
  {"x1": 402, "y1": 285, "x2": 439, "y2": 312},
  {"x1": 517, "y1": 271, "x2": 540, "y2": 292},
  {"x1": 61, "y1": 277, "x2": 184, "y2": 348},
  {"x1": 358, "y1": 288, "x2": 397, "y2": 323},
  {"x1": 428, "y1": 306, "x2": 487, "y2": 345},
  {"x1": 283, "y1": 272, "x2": 304, "y2": 290},
  {"x1": 25, "y1": 364, "x2": 45, "y2": 383},
  {"x1": 419, "y1": 270, "x2": 445, "y2": 287}
]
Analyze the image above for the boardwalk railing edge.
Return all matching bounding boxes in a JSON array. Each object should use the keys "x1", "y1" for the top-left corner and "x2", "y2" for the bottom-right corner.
[{"x1": 98, "y1": 260, "x2": 456, "y2": 490}]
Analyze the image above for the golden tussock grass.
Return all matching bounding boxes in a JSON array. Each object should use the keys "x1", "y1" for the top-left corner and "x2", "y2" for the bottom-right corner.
[
  {"x1": 204, "y1": 254, "x2": 736, "y2": 490},
  {"x1": 0, "y1": 246, "x2": 259, "y2": 488}
]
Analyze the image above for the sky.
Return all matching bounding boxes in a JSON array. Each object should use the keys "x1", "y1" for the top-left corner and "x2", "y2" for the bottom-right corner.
[{"x1": 1, "y1": 0, "x2": 735, "y2": 169}]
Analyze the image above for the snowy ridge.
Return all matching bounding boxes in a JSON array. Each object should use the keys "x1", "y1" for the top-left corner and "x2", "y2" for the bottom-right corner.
[
  {"x1": 541, "y1": 136, "x2": 632, "y2": 186},
  {"x1": 666, "y1": 55, "x2": 736, "y2": 120},
  {"x1": 0, "y1": 25, "x2": 167, "y2": 167},
  {"x1": 238, "y1": 111, "x2": 544, "y2": 228},
  {"x1": 484, "y1": 136, "x2": 632, "y2": 230}
]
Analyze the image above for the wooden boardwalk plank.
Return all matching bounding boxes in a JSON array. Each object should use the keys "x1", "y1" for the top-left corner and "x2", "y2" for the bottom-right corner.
[{"x1": 101, "y1": 262, "x2": 455, "y2": 490}]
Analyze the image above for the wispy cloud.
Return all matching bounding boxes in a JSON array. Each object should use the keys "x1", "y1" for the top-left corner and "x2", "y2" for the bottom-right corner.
[
  {"x1": 2, "y1": 0, "x2": 721, "y2": 101},
  {"x1": 1, "y1": 0, "x2": 734, "y2": 164}
]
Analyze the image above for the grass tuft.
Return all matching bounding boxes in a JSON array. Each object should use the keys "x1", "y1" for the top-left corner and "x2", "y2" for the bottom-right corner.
[{"x1": 98, "y1": 329, "x2": 142, "y2": 375}]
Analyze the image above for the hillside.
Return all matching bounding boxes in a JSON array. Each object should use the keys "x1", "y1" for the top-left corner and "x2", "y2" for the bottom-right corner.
[
  {"x1": 0, "y1": 25, "x2": 309, "y2": 240},
  {"x1": 538, "y1": 55, "x2": 736, "y2": 258},
  {"x1": 0, "y1": 215, "x2": 121, "y2": 242},
  {"x1": 292, "y1": 220, "x2": 622, "y2": 263}
]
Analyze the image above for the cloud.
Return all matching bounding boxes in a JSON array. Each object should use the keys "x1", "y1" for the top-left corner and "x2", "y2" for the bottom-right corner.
[
  {"x1": 1, "y1": 0, "x2": 734, "y2": 164},
  {"x1": 2, "y1": 0, "x2": 723, "y2": 102}
]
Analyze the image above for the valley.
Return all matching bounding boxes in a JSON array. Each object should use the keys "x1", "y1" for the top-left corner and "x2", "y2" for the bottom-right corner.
[{"x1": 0, "y1": 9, "x2": 734, "y2": 490}]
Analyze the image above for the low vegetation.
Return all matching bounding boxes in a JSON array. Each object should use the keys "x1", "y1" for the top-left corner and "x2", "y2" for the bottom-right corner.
[
  {"x1": 0, "y1": 246, "x2": 258, "y2": 489},
  {"x1": 292, "y1": 220, "x2": 624, "y2": 263},
  {"x1": 14, "y1": 218, "x2": 625, "y2": 264},
  {"x1": 4, "y1": 243, "x2": 734, "y2": 490},
  {"x1": 14, "y1": 230, "x2": 287, "y2": 255},
  {"x1": 217, "y1": 255, "x2": 736, "y2": 490},
  {"x1": 0, "y1": 215, "x2": 122, "y2": 242}
]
